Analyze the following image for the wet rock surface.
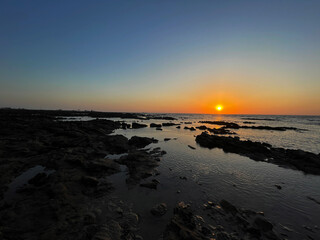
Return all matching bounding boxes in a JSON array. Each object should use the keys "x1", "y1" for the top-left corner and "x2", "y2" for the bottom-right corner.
[
  {"x1": 150, "y1": 203, "x2": 167, "y2": 216},
  {"x1": 0, "y1": 109, "x2": 318, "y2": 240},
  {"x1": 195, "y1": 132, "x2": 320, "y2": 175},
  {"x1": 116, "y1": 148, "x2": 165, "y2": 185},
  {"x1": 163, "y1": 201, "x2": 281, "y2": 240},
  {"x1": 0, "y1": 110, "x2": 166, "y2": 240},
  {"x1": 128, "y1": 136, "x2": 158, "y2": 148}
]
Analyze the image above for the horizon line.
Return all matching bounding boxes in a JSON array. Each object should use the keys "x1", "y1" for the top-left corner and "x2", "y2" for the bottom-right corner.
[{"x1": 1, "y1": 107, "x2": 319, "y2": 117}]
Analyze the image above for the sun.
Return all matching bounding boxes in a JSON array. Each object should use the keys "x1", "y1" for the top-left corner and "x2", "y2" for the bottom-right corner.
[{"x1": 216, "y1": 105, "x2": 223, "y2": 111}]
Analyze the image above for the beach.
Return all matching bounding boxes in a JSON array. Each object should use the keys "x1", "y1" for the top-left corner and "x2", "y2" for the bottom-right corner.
[{"x1": 0, "y1": 109, "x2": 319, "y2": 240}]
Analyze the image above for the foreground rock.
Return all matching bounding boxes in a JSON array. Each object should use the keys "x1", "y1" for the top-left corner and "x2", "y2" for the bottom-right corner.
[
  {"x1": 151, "y1": 203, "x2": 167, "y2": 216},
  {"x1": 128, "y1": 136, "x2": 158, "y2": 148},
  {"x1": 195, "y1": 132, "x2": 320, "y2": 175},
  {"x1": 116, "y1": 148, "x2": 165, "y2": 185},
  {"x1": 163, "y1": 201, "x2": 281, "y2": 240},
  {"x1": 0, "y1": 110, "x2": 151, "y2": 240}
]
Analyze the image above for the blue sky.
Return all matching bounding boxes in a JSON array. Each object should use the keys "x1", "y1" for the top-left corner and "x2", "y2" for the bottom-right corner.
[{"x1": 1, "y1": 0, "x2": 319, "y2": 114}]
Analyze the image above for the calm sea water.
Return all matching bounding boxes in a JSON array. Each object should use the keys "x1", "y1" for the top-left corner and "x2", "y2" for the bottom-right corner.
[{"x1": 64, "y1": 114, "x2": 320, "y2": 239}]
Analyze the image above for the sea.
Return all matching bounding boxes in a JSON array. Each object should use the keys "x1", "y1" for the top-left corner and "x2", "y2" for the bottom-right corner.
[{"x1": 63, "y1": 114, "x2": 320, "y2": 239}]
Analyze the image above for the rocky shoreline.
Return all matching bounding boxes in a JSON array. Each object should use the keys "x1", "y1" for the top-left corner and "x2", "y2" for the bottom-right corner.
[
  {"x1": 195, "y1": 132, "x2": 320, "y2": 175},
  {"x1": 0, "y1": 109, "x2": 318, "y2": 240}
]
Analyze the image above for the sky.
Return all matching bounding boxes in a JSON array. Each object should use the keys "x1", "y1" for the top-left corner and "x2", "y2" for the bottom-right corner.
[{"x1": 1, "y1": 0, "x2": 320, "y2": 115}]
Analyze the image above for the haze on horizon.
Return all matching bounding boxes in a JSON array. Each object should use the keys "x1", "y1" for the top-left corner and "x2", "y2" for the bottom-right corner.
[{"x1": 1, "y1": 0, "x2": 320, "y2": 115}]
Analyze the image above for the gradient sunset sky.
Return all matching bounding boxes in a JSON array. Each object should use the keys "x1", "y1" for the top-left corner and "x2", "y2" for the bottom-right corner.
[{"x1": 1, "y1": 0, "x2": 320, "y2": 115}]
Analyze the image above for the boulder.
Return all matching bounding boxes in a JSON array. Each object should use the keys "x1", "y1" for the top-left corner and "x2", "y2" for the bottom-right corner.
[
  {"x1": 128, "y1": 136, "x2": 158, "y2": 148},
  {"x1": 151, "y1": 203, "x2": 167, "y2": 216}
]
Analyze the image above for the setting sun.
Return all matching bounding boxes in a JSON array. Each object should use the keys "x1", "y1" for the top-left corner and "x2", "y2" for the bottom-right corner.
[{"x1": 216, "y1": 105, "x2": 223, "y2": 111}]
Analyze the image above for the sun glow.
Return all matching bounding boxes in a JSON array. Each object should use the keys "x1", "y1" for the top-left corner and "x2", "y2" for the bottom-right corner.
[{"x1": 216, "y1": 105, "x2": 223, "y2": 111}]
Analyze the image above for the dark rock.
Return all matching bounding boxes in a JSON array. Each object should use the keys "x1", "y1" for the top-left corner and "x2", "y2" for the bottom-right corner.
[
  {"x1": 188, "y1": 145, "x2": 196, "y2": 150},
  {"x1": 164, "y1": 138, "x2": 171, "y2": 141},
  {"x1": 104, "y1": 135, "x2": 130, "y2": 153},
  {"x1": 118, "y1": 150, "x2": 161, "y2": 184},
  {"x1": 156, "y1": 127, "x2": 162, "y2": 131},
  {"x1": 196, "y1": 125, "x2": 207, "y2": 130},
  {"x1": 150, "y1": 123, "x2": 161, "y2": 128},
  {"x1": 199, "y1": 120, "x2": 303, "y2": 131},
  {"x1": 151, "y1": 203, "x2": 167, "y2": 216},
  {"x1": 199, "y1": 121, "x2": 240, "y2": 129},
  {"x1": 163, "y1": 202, "x2": 209, "y2": 240},
  {"x1": 140, "y1": 181, "x2": 158, "y2": 189},
  {"x1": 176, "y1": 126, "x2": 181, "y2": 129},
  {"x1": 216, "y1": 231, "x2": 232, "y2": 240},
  {"x1": 83, "y1": 213, "x2": 96, "y2": 225},
  {"x1": 219, "y1": 199, "x2": 238, "y2": 215},
  {"x1": 81, "y1": 176, "x2": 99, "y2": 187},
  {"x1": 195, "y1": 132, "x2": 320, "y2": 175},
  {"x1": 184, "y1": 126, "x2": 196, "y2": 131},
  {"x1": 275, "y1": 184, "x2": 282, "y2": 189},
  {"x1": 28, "y1": 173, "x2": 48, "y2": 186},
  {"x1": 254, "y1": 217, "x2": 273, "y2": 232},
  {"x1": 128, "y1": 136, "x2": 158, "y2": 148},
  {"x1": 162, "y1": 122, "x2": 179, "y2": 127},
  {"x1": 86, "y1": 158, "x2": 120, "y2": 174},
  {"x1": 132, "y1": 122, "x2": 148, "y2": 129}
]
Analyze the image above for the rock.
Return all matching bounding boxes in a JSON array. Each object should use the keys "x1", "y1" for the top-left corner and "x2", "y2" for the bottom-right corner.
[
  {"x1": 176, "y1": 126, "x2": 181, "y2": 129},
  {"x1": 164, "y1": 138, "x2": 171, "y2": 141},
  {"x1": 196, "y1": 125, "x2": 207, "y2": 130},
  {"x1": 275, "y1": 184, "x2": 282, "y2": 189},
  {"x1": 150, "y1": 123, "x2": 161, "y2": 128},
  {"x1": 254, "y1": 217, "x2": 273, "y2": 232},
  {"x1": 140, "y1": 180, "x2": 158, "y2": 189},
  {"x1": 151, "y1": 203, "x2": 167, "y2": 216},
  {"x1": 156, "y1": 127, "x2": 162, "y2": 131},
  {"x1": 132, "y1": 122, "x2": 147, "y2": 129},
  {"x1": 124, "y1": 212, "x2": 139, "y2": 226},
  {"x1": 180, "y1": 176, "x2": 187, "y2": 180},
  {"x1": 92, "y1": 220, "x2": 122, "y2": 240},
  {"x1": 184, "y1": 126, "x2": 196, "y2": 131},
  {"x1": 116, "y1": 207, "x2": 123, "y2": 215},
  {"x1": 162, "y1": 122, "x2": 179, "y2": 127},
  {"x1": 128, "y1": 136, "x2": 158, "y2": 148},
  {"x1": 163, "y1": 202, "x2": 209, "y2": 240},
  {"x1": 118, "y1": 150, "x2": 161, "y2": 184},
  {"x1": 87, "y1": 158, "x2": 120, "y2": 174},
  {"x1": 195, "y1": 132, "x2": 320, "y2": 175},
  {"x1": 104, "y1": 134, "x2": 130, "y2": 153},
  {"x1": 28, "y1": 172, "x2": 48, "y2": 186},
  {"x1": 216, "y1": 231, "x2": 232, "y2": 240},
  {"x1": 188, "y1": 145, "x2": 196, "y2": 150},
  {"x1": 83, "y1": 212, "x2": 96, "y2": 225},
  {"x1": 219, "y1": 199, "x2": 238, "y2": 215},
  {"x1": 81, "y1": 176, "x2": 99, "y2": 187}
]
